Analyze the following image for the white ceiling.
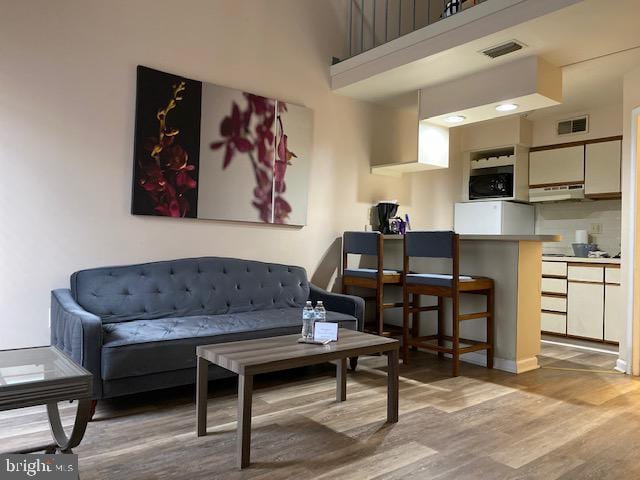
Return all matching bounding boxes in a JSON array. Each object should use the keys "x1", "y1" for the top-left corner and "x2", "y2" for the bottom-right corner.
[{"x1": 337, "y1": 0, "x2": 640, "y2": 114}]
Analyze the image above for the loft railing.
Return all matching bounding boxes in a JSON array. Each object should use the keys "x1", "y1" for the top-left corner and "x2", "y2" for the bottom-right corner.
[{"x1": 344, "y1": 0, "x2": 489, "y2": 60}]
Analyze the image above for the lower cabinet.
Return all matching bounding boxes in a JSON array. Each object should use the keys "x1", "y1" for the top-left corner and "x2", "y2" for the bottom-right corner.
[
  {"x1": 605, "y1": 284, "x2": 624, "y2": 342},
  {"x1": 567, "y1": 282, "x2": 604, "y2": 339},
  {"x1": 541, "y1": 311, "x2": 566, "y2": 334},
  {"x1": 541, "y1": 262, "x2": 622, "y2": 343}
]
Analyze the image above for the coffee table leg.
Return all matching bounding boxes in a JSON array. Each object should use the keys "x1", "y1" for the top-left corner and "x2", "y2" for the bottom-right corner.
[
  {"x1": 386, "y1": 348, "x2": 399, "y2": 423},
  {"x1": 196, "y1": 356, "x2": 208, "y2": 437},
  {"x1": 237, "y1": 374, "x2": 253, "y2": 469},
  {"x1": 336, "y1": 358, "x2": 347, "y2": 402},
  {"x1": 46, "y1": 398, "x2": 91, "y2": 452}
]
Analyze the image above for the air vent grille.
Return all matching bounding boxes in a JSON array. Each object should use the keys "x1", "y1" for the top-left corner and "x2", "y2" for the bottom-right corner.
[
  {"x1": 482, "y1": 41, "x2": 524, "y2": 59},
  {"x1": 557, "y1": 116, "x2": 589, "y2": 136}
]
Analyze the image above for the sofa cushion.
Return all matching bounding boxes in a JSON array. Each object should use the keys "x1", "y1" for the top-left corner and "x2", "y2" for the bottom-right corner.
[
  {"x1": 101, "y1": 308, "x2": 357, "y2": 380},
  {"x1": 72, "y1": 257, "x2": 310, "y2": 323}
]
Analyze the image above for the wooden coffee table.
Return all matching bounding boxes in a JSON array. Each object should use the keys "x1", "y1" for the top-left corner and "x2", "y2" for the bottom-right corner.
[{"x1": 195, "y1": 329, "x2": 399, "y2": 469}]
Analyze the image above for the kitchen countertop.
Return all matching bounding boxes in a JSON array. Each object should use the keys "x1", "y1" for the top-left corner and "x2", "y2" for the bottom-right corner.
[
  {"x1": 542, "y1": 255, "x2": 621, "y2": 264},
  {"x1": 383, "y1": 234, "x2": 562, "y2": 242}
]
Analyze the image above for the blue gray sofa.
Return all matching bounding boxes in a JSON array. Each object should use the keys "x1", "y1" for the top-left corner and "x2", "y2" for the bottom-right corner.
[{"x1": 50, "y1": 257, "x2": 364, "y2": 404}]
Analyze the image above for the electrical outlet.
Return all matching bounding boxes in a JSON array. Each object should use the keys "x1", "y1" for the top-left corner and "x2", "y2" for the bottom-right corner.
[{"x1": 589, "y1": 223, "x2": 603, "y2": 235}]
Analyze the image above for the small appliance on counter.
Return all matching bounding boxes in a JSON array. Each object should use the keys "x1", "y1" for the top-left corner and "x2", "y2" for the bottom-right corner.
[
  {"x1": 454, "y1": 200, "x2": 534, "y2": 235},
  {"x1": 376, "y1": 201, "x2": 399, "y2": 234},
  {"x1": 572, "y1": 230, "x2": 600, "y2": 257},
  {"x1": 389, "y1": 216, "x2": 408, "y2": 235},
  {"x1": 572, "y1": 243, "x2": 598, "y2": 257}
]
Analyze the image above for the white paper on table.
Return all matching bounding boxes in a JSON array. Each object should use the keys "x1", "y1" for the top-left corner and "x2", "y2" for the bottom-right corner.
[{"x1": 313, "y1": 322, "x2": 338, "y2": 342}]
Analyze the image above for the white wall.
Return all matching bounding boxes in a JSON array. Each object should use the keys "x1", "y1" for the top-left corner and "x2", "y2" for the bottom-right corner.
[
  {"x1": 0, "y1": 0, "x2": 412, "y2": 349},
  {"x1": 622, "y1": 65, "x2": 640, "y2": 373},
  {"x1": 535, "y1": 200, "x2": 622, "y2": 256}
]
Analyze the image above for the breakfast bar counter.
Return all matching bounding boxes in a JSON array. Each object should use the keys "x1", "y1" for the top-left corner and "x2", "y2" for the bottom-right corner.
[{"x1": 379, "y1": 234, "x2": 562, "y2": 373}]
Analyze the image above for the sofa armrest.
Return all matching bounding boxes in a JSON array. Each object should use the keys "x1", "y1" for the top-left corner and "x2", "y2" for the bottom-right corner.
[
  {"x1": 309, "y1": 284, "x2": 365, "y2": 331},
  {"x1": 51, "y1": 289, "x2": 103, "y2": 398}
]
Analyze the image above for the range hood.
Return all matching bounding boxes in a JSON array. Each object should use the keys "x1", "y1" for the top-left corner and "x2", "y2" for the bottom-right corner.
[{"x1": 529, "y1": 184, "x2": 584, "y2": 202}]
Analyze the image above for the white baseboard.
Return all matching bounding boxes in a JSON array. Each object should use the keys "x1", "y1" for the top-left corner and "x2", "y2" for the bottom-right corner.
[
  {"x1": 615, "y1": 358, "x2": 628, "y2": 374},
  {"x1": 423, "y1": 349, "x2": 538, "y2": 374},
  {"x1": 515, "y1": 356, "x2": 540, "y2": 373}
]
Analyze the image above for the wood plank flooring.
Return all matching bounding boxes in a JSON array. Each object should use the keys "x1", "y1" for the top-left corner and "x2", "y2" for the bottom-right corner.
[{"x1": 1, "y1": 343, "x2": 639, "y2": 479}]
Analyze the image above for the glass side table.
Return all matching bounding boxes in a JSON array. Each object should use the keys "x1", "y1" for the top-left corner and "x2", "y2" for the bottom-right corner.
[{"x1": 0, "y1": 346, "x2": 92, "y2": 454}]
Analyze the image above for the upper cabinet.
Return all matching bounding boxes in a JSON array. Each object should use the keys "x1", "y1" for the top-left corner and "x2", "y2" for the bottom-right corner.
[
  {"x1": 528, "y1": 136, "x2": 622, "y2": 201},
  {"x1": 529, "y1": 145, "x2": 584, "y2": 186},
  {"x1": 585, "y1": 139, "x2": 622, "y2": 198}
]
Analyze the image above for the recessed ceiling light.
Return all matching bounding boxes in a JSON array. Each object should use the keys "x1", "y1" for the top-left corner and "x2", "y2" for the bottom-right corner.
[
  {"x1": 496, "y1": 103, "x2": 518, "y2": 112},
  {"x1": 444, "y1": 115, "x2": 466, "y2": 124}
]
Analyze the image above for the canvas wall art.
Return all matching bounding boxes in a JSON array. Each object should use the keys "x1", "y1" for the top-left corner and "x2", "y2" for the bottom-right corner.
[
  {"x1": 131, "y1": 66, "x2": 312, "y2": 225},
  {"x1": 132, "y1": 67, "x2": 202, "y2": 218}
]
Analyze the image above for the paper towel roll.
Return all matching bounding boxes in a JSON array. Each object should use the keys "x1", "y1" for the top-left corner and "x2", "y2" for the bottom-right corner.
[{"x1": 575, "y1": 230, "x2": 588, "y2": 244}]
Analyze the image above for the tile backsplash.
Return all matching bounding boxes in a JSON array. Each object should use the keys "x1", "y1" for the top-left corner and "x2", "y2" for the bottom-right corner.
[{"x1": 535, "y1": 199, "x2": 621, "y2": 256}]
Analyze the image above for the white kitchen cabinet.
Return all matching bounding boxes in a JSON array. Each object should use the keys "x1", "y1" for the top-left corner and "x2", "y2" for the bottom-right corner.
[
  {"x1": 605, "y1": 266, "x2": 621, "y2": 284},
  {"x1": 542, "y1": 277, "x2": 567, "y2": 294},
  {"x1": 585, "y1": 140, "x2": 622, "y2": 196},
  {"x1": 542, "y1": 261, "x2": 567, "y2": 277},
  {"x1": 568, "y1": 265, "x2": 604, "y2": 283},
  {"x1": 541, "y1": 259, "x2": 622, "y2": 343},
  {"x1": 529, "y1": 145, "x2": 584, "y2": 186},
  {"x1": 567, "y1": 282, "x2": 604, "y2": 339},
  {"x1": 541, "y1": 311, "x2": 566, "y2": 334},
  {"x1": 604, "y1": 284, "x2": 624, "y2": 343},
  {"x1": 541, "y1": 295, "x2": 567, "y2": 313}
]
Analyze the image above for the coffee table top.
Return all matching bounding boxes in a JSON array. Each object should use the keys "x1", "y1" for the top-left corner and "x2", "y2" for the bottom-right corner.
[
  {"x1": 0, "y1": 346, "x2": 91, "y2": 410},
  {"x1": 197, "y1": 329, "x2": 398, "y2": 375}
]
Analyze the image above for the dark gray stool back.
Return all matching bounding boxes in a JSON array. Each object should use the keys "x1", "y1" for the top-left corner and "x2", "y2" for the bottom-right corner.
[
  {"x1": 343, "y1": 231, "x2": 381, "y2": 256},
  {"x1": 404, "y1": 231, "x2": 455, "y2": 258}
]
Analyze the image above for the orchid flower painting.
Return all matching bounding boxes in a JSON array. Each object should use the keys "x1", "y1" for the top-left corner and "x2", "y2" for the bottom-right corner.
[
  {"x1": 132, "y1": 66, "x2": 311, "y2": 225},
  {"x1": 210, "y1": 94, "x2": 296, "y2": 223}
]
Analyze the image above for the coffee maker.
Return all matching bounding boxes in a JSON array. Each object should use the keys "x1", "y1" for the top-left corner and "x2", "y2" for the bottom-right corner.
[{"x1": 376, "y1": 201, "x2": 399, "y2": 234}]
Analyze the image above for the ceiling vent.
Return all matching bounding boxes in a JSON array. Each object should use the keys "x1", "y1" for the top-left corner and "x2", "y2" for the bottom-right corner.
[
  {"x1": 481, "y1": 41, "x2": 525, "y2": 59},
  {"x1": 557, "y1": 115, "x2": 589, "y2": 136}
]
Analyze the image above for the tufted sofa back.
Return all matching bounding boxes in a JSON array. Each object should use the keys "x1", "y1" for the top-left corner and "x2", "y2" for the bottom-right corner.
[{"x1": 71, "y1": 257, "x2": 310, "y2": 323}]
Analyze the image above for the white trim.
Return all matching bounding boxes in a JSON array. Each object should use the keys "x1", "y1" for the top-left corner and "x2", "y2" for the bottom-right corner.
[
  {"x1": 432, "y1": 350, "x2": 538, "y2": 374},
  {"x1": 616, "y1": 358, "x2": 628, "y2": 373},
  {"x1": 624, "y1": 107, "x2": 640, "y2": 375},
  {"x1": 515, "y1": 356, "x2": 540, "y2": 374},
  {"x1": 541, "y1": 339, "x2": 619, "y2": 356}
]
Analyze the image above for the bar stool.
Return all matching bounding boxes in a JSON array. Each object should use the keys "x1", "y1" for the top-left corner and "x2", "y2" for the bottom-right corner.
[
  {"x1": 402, "y1": 231, "x2": 494, "y2": 376},
  {"x1": 342, "y1": 231, "x2": 403, "y2": 336}
]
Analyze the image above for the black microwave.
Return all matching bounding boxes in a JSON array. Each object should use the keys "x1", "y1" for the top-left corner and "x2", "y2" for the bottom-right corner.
[{"x1": 468, "y1": 165, "x2": 514, "y2": 200}]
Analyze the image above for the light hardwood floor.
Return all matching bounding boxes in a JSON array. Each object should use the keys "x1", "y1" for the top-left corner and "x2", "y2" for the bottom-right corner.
[{"x1": 1, "y1": 344, "x2": 638, "y2": 479}]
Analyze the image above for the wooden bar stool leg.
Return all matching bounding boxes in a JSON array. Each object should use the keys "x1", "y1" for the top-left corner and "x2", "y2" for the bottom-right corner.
[
  {"x1": 411, "y1": 294, "x2": 420, "y2": 351},
  {"x1": 486, "y1": 287, "x2": 495, "y2": 369},
  {"x1": 452, "y1": 293, "x2": 460, "y2": 377},
  {"x1": 376, "y1": 285, "x2": 384, "y2": 336},
  {"x1": 402, "y1": 287, "x2": 410, "y2": 364},
  {"x1": 437, "y1": 296, "x2": 445, "y2": 359}
]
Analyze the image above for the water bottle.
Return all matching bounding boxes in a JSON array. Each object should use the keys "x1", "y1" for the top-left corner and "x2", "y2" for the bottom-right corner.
[
  {"x1": 302, "y1": 301, "x2": 314, "y2": 339},
  {"x1": 314, "y1": 301, "x2": 326, "y2": 323}
]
